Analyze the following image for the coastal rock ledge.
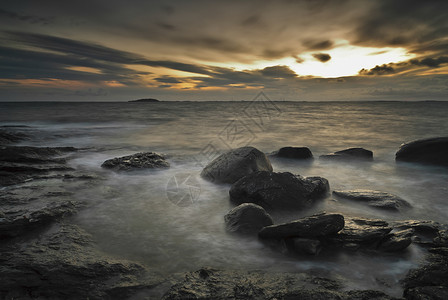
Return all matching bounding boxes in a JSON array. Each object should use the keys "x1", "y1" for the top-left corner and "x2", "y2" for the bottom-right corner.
[
  {"x1": 201, "y1": 146, "x2": 272, "y2": 184},
  {"x1": 229, "y1": 171, "x2": 329, "y2": 210},
  {"x1": 101, "y1": 152, "x2": 169, "y2": 171}
]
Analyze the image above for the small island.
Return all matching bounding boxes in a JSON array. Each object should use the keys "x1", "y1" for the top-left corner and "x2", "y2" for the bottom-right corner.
[{"x1": 128, "y1": 98, "x2": 160, "y2": 103}]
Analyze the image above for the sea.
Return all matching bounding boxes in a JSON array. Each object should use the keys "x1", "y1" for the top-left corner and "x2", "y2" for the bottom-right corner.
[{"x1": 1, "y1": 100, "x2": 447, "y2": 296}]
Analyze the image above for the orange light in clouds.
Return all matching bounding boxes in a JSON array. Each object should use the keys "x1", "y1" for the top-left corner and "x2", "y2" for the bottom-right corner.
[
  {"x1": 66, "y1": 66, "x2": 102, "y2": 74},
  {"x1": 0, "y1": 78, "x2": 95, "y2": 88},
  {"x1": 104, "y1": 80, "x2": 125, "y2": 87}
]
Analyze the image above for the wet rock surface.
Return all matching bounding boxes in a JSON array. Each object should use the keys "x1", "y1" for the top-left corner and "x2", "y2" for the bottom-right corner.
[
  {"x1": 162, "y1": 267, "x2": 400, "y2": 300},
  {"x1": 0, "y1": 129, "x2": 28, "y2": 145},
  {"x1": 0, "y1": 223, "x2": 165, "y2": 300},
  {"x1": 224, "y1": 203, "x2": 273, "y2": 234},
  {"x1": 271, "y1": 146, "x2": 313, "y2": 159},
  {"x1": 201, "y1": 146, "x2": 273, "y2": 184},
  {"x1": 320, "y1": 147, "x2": 373, "y2": 161},
  {"x1": 229, "y1": 171, "x2": 329, "y2": 210},
  {"x1": 333, "y1": 190, "x2": 412, "y2": 211},
  {"x1": 396, "y1": 137, "x2": 448, "y2": 167},
  {"x1": 101, "y1": 152, "x2": 170, "y2": 171},
  {"x1": 259, "y1": 213, "x2": 344, "y2": 239}
]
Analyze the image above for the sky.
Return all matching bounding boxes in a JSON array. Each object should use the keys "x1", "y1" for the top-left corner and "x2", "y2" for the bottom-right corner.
[{"x1": 0, "y1": 0, "x2": 447, "y2": 101}]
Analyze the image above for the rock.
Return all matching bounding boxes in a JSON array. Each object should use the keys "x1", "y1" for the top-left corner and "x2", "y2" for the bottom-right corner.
[
  {"x1": 434, "y1": 230, "x2": 448, "y2": 247},
  {"x1": 0, "y1": 224, "x2": 164, "y2": 299},
  {"x1": 0, "y1": 130, "x2": 28, "y2": 145},
  {"x1": 161, "y1": 267, "x2": 399, "y2": 300},
  {"x1": 328, "y1": 218, "x2": 392, "y2": 247},
  {"x1": 332, "y1": 190, "x2": 411, "y2": 211},
  {"x1": 224, "y1": 203, "x2": 273, "y2": 234},
  {"x1": 404, "y1": 286, "x2": 448, "y2": 300},
  {"x1": 378, "y1": 229, "x2": 414, "y2": 252},
  {"x1": 392, "y1": 220, "x2": 440, "y2": 246},
  {"x1": 320, "y1": 148, "x2": 373, "y2": 161},
  {"x1": 101, "y1": 152, "x2": 169, "y2": 171},
  {"x1": 0, "y1": 201, "x2": 78, "y2": 238},
  {"x1": 258, "y1": 213, "x2": 344, "y2": 239},
  {"x1": 229, "y1": 171, "x2": 329, "y2": 210},
  {"x1": 290, "y1": 238, "x2": 322, "y2": 255},
  {"x1": 271, "y1": 147, "x2": 313, "y2": 159},
  {"x1": 200, "y1": 146, "x2": 272, "y2": 184},
  {"x1": 403, "y1": 247, "x2": 448, "y2": 298},
  {"x1": 396, "y1": 137, "x2": 448, "y2": 167}
]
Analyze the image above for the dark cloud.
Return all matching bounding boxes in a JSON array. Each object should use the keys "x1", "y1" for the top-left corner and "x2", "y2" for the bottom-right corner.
[
  {"x1": 312, "y1": 53, "x2": 331, "y2": 62},
  {"x1": 156, "y1": 22, "x2": 176, "y2": 31},
  {"x1": 154, "y1": 76, "x2": 183, "y2": 84},
  {"x1": 411, "y1": 56, "x2": 448, "y2": 68},
  {"x1": 260, "y1": 65, "x2": 297, "y2": 78},
  {"x1": 0, "y1": 8, "x2": 54, "y2": 25},
  {"x1": 359, "y1": 64, "x2": 395, "y2": 76},
  {"x1": 303, "y1": 39, "x2": 334, "y2": 50},
  {"x1": 241, "y1": 15, "x2": 262, "y2": 26}
]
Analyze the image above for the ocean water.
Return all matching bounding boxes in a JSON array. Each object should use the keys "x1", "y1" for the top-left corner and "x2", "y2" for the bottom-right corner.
[{"x1": 1, "y1": 100, "x2": 448, "y2": 296}]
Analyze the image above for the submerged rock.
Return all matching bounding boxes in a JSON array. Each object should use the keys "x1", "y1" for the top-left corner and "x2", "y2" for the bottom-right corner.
[
  {"x1": 201, "y1": 146, "x2": 272, "y2": 184},
  {"x1": 290, "y1": 238, "x2": 322, "y2": 255},
  {"x1": 224, "y1": 203, "x2": 273, "y2": 235},
  {"x1": 101, "y1": 152, "x2": 169, "y2": 171},
  {"x1": 320, "y1": 147, "x2": 373, "y2": 161},
  {"x1": 229, "y1": 171, "x2": 329, "y2": 210},
  {"x1": 332, "y1": 189, "x2": 411, "y2": 211},
  {"x1": 396, "y1": 137, "x2": 448, "y2": 167},
  {"x1": 271, "y1": 147, "x2": 313, "y2": 159},
  {"x1": 259, "y1": 213, "x2": 344, "y2": 239}
]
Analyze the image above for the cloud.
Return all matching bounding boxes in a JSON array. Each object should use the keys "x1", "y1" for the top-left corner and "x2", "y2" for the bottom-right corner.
[
  {"x1": 411, "y1": 56, "x2": 448, "y2": 68},
  {"x1": 0, "y1": 8, "x2": 54, "y2": 25},
  {"x1": 359, "y1": 64, "x2": 395, "y2": 76},
  {"x1": 260, "y1": 65, "x2": 297, "y2": 78},
  {"x1": 312, "y1": 53, "x2": 331, "y2": 62},
  {"x1": 303, "y1": 39, "x2": 334, "y2": 50}
]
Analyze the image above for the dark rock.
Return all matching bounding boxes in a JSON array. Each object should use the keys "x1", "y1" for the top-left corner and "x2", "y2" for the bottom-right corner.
[
  {"x1": 230, "y1": 171, "x2": 329, "y2": 210},
  {"x1": 328, "y1": 218, "x2": 392, "y2": 247},
  {"x1": 404, "y1": 286, "x2": 448, "y2": 300},
  {"x1": 434, "y1": 230, "x2": 448, "y2": 247},
  {"x1": 101, "y1": 152, "x2": 169, "y2": 171},
  {"x1": 392, "y1": 220, "x2": 441, "y2": 246},
  {"x1": 378, "y1": 229, "x2": 414, "y2": 252},
  {"x1": 0, "y1": 130, "x2": 28, "y2": 145},
  {"x1": 0, "y1": 146, "x2": 76, "y2": 164},
  {"x1": 320, "y1": 147, "x2": 373, "y2": 161},
  {"x1": 201, "y1": 146, "x2": 272, "y2": 184},
  {"x1": 224, "y1": 203, "x2": 273, "y2": 234},
  {"x1": 161, "y1": 267, "x2": 400, "y2": 300},
  {"x1": 0, "y1": 201, "x2": 78, "y2": 238},
  {"x1": 290, "y1": 238, "x2": 322, "y2": 255},
  {"x1": 403, "y1": 247, "x2": 448, "y2": 298},
  {"x1": 0, "y1": 224, "x2": 164, "y2": 299},
  {"x1": 395, "y1": 137, "x2": 448, "y2": 167},
  {"x1": 332, "y1": 190, "x2": 411, "y2": 211},
  {"x1": 259, "y1": 213, "x2": 344, "y2": 239},
  {"x1": 271, "y1": 147, "x2": 313, "y2": 159}
]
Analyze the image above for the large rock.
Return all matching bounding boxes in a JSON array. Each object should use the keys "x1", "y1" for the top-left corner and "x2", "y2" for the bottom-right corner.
[
  {"x1": 258, "y1": 213, "x2": 344, "y2": 239},
  {"x1": 332, "y1": 190, "x2": 411, "y2": 211},
  {"x1": 328, "y1": 218, "x2": 392, "y2": 248},
  {"x1": 403, "y1": 247, "x2": 448, "y2": 299},
  {"x1": 201, "y1": 146, "x2": 272, "y2": 184},
  {"x1": 229, "y1": 171, "x2": 329, "y2": 210},
  {"x1": 101, "y1": 152, "x2": 169, "y2": 171},
  {"x1": 378, "y1": 229, "x2": 414, "y2": 252},
  {"x1": 320, "y1": 148, "x2": 373, "y2": 161},
  {"x1": 271, "y1": 147, "x2": 313, "y2": 159},
  {"x1": 224, "y1": 203, "x2": 273, "y2": 234},
  {"x1": 396, "y1": 137, "x2": 448, "y2": 167}
]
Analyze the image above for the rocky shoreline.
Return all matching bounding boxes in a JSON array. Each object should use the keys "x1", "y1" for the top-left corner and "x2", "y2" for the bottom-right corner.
[{"x1": 1, "y1": 128, "x2": 448, "y2": 299}]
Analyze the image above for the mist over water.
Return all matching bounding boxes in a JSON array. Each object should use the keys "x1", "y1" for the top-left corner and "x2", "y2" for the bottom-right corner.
[{"x1": 1, "y1": 100, "x2": 448, "y2": 296}]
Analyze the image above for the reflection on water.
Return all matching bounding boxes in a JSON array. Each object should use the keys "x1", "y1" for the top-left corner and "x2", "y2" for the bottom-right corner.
[{"x1": 1, "y1": 100, "x2": 448, "y2": 296}]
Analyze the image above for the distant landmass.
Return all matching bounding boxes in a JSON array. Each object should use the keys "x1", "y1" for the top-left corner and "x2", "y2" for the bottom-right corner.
[{"x1": 128, "y1": 98, "x2": 160, "y2": 102}]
